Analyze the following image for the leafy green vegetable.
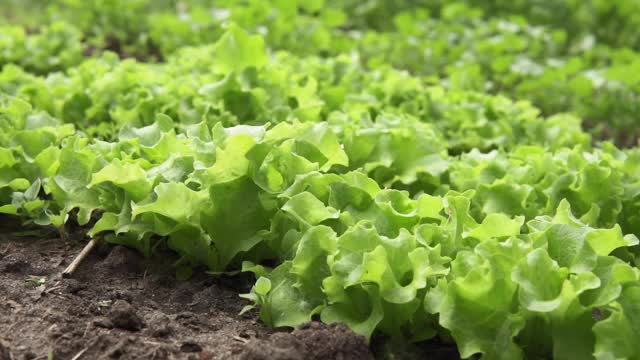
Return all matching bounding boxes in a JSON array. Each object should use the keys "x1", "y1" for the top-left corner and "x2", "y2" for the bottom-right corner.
[{"x1": 1, "y1": 2, "x2": 640, "y2": 359}]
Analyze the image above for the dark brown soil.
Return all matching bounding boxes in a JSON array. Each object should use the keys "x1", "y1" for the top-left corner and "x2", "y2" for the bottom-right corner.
[
  {"x1": 583, "y1": 120, "x2": 640, "y2": 148},
  {"x1": 82, "y1": 36, "x2": 164, "y2": 63},
  {"x1": 0, "y1": 217, "x2": 459, "y2": 360}
]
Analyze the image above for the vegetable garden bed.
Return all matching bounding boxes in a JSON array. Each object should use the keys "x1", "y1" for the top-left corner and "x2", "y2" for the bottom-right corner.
[
  {"x1": 0, "y1": 216, "x2": 455, "y2": 359},
  {"x1": 1, "y1": 1, "x2": 639, "y2": 359}
]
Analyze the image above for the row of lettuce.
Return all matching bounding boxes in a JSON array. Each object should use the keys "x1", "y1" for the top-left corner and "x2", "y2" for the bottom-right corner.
[
  {"x1": 4, "y1": 0, "x2": 640, "y2": 51},
  {"x1": 1, "y1": 0, "x2": 640, "y2": 144},
  {"x1": 2, "y1": 26, "x2": 640, "y2": 358}
]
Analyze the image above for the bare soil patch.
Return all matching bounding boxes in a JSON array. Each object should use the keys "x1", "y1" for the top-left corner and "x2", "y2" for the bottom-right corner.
[{"x1": 0, "y1": 217, "x2": 458, "y2": 360}]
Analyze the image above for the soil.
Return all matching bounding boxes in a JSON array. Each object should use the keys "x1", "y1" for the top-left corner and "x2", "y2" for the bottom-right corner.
[
  {"x1": 82, "y1": 35, "x2": 164, "y2": 64},
  {"x1": 0, "y1": 216, "x2": 459, "y2": 360},
  {"x1": 583, "y1": 120, "x2": 640, "y2": 149}
]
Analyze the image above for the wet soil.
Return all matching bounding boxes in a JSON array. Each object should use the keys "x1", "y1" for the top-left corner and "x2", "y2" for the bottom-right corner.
[{"x1": 0, "y1": 217, "x2": 459, "y2": 360}]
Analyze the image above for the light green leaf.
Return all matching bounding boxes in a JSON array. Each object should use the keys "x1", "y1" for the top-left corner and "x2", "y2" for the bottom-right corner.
[{"x1": 213, "y1": 24, "x2": 267, "y2": 73}]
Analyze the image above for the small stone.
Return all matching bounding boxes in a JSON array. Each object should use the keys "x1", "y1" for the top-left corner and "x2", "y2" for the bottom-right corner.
[{"x1": 107, "y1": 300, "x2": 143, "y2": 331}]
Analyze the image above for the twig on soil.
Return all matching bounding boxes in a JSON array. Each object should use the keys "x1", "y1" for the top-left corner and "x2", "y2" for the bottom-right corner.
[
  {"x1": 232, "y1": 336, "x2": 249, "y2": 343},
  {"x1": 62, "y1": 238, "x2": 98, "y2": 278},
  {"x1": 45, "y1": 284, "x2": 62, "y2": 294},
  {"x1": 142, "y1": 340, "x2": 164, "y2": 346},
  {"x1": 82, "y1": 322, "x2": 91, "y2": 338},
  {"x1": 70, "y1": 346, "x2": 89, "y2": 360}
]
